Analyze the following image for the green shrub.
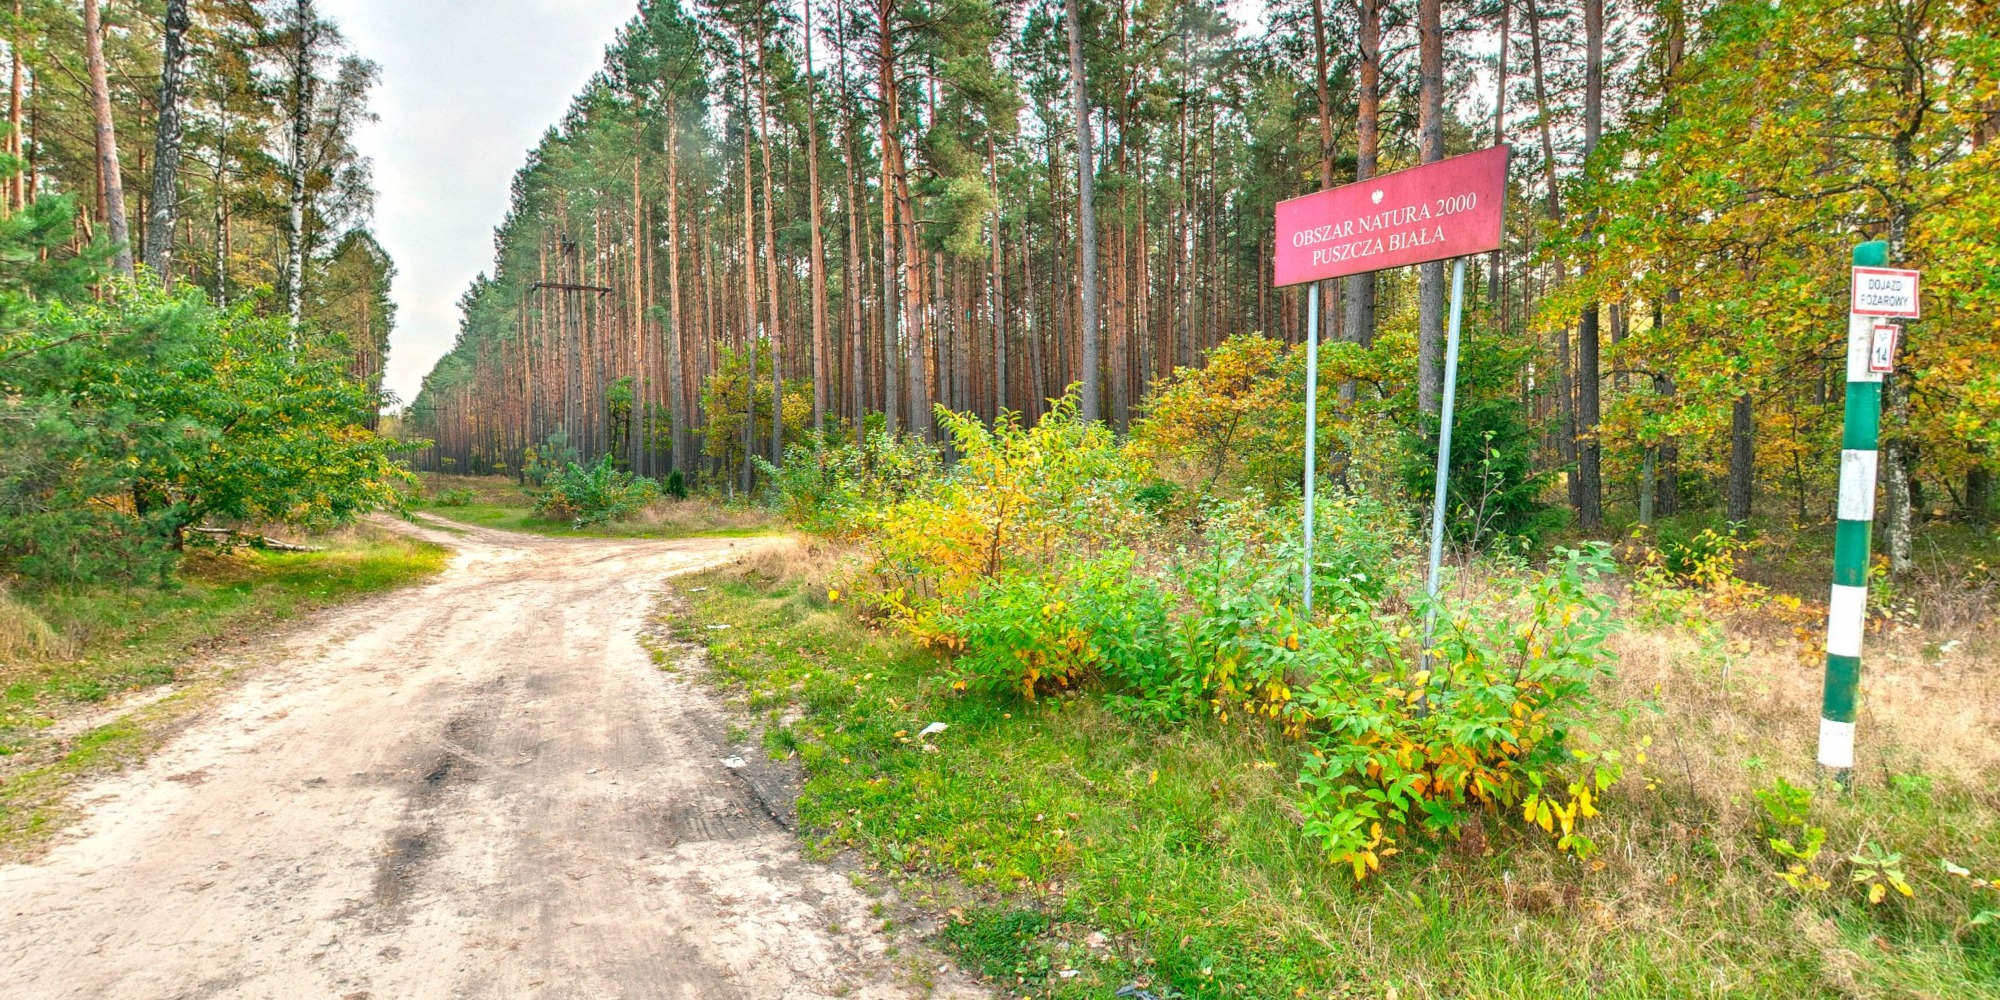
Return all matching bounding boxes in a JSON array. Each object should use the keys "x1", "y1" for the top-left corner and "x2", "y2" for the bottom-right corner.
[
  {"x1": 1397, "y1": 340, "x2": 1562, "y2": 551},
  {"x1": 757, "y1": 430, "x2": 942, "y2": 536},
  {"x1": 1653, "y1": 518, "x2": 1748, "y2": 581},
  {"x1": 1295, "y1": 543, "x2": 1622, "y2": 879},
  {"x1": 664, "y1": 468, "x2": 688, "y2": 500},
  {"x1": 521, "y1": 429, "x2": 580, "y2": 487},
  {"x1": 944, "y1": 551, "x2": 1175, "y2": 710},
  {"x1": 2, "y1": 246, "x2": 411, "y2": 584},
  {"x1": 874, "y1": 396, "x2": 1148, "y2": 613},
  {"x1": 1170, "y1": 492, "x2": 1408, "y2": 730},
  {"x1": 1134, "y1": 478, "x2": 1180, "y2": 517},
  {"x1": 432, "y1": 488, "x2": 475, "y2": 507},
  {"x1": 751, "y1": 386, "x2": 1628, "y2": 884},
  {"x1": 535, "y1": 457, "x2": 661, "y2": 525}
]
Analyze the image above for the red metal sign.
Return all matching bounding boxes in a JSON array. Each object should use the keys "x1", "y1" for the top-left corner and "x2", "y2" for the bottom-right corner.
[{"x1": 1274, "y1": 145, "x2": 1510, "y2": 287}]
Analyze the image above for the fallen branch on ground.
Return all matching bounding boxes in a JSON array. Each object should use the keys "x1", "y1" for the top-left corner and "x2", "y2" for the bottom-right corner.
[{"x1": 188, "y1": 527, "x2": 322, "y2": 553}]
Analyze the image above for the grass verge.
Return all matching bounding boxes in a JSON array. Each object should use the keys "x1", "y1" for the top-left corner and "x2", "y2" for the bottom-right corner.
[
  {"x1": 674, "y1": 540, "x2": 2000, "y2": 1000},
  {"x1": 0, "y1": 523, "x2": 448, "y2": 856},
  {"x1": 419, "y1": 473, "x2": 777, "y2": 539}
]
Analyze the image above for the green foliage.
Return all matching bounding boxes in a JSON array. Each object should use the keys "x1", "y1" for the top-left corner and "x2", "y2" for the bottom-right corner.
[
  {"x1": 1397, "y1": 340, "x2": 1561, "y2": 552},
  {"x1": 699, "y1": 343, "x2": 813, "y2": 473},
  {"x1": 522, "y1": 429, "x2": 581, "y2": 486},
  {"x1": 664, "y1": 468, "x2": 688, "y2": 500},
  {"x1": 873, "y1": 396, "x2": 1147, "y2": 614},
  {"x1": 1851, "y1": 843, "x2": 1916, "y2": 906},
  {"x1": 1652, "y1": 520, "x2": 1749, "y2": 583},
  {"x1": 1566, "y1": 0, "x2": 2000, "y2": 521},
  {"x1": 687, "y1": 556, "x2": 2000, "y2": 1000},
  {"x1": 763, "y1": 384, "x2": 1627, "y2": 883},
  {"x1": 944, "y1": 550, "x2": 1174, "y2": 708},
  {"x1": 1170, "y1": 493, "x2": 1404, "y2": 731},
  {"x1": 535, "y1": 457, "x2": 661, "y2": 525},
  {"x1": 1756, "y1": 777, "x2": 1832, "y2": 895},
  {"x1": 431, "y1": 488, "x2": 476, "y2": 508},
  {"x1": 755, "y1": 431, "x2": 943, "y2": 536},
  {"x1": 1, "y1": 205, "x2": 410, "y2": 584},
  {"x1": 1295, "y1": 545, "x2": 1624, "y2": 878},
  {"x1": 944, "y1": 907, "x2": 1051, "y2": 984},
  {"x1": 1132, "y1": 334, "x2": 1308, "y2": 498}
]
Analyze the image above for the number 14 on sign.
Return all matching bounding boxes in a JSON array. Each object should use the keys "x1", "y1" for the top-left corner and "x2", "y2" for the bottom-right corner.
[{"x1": 1868, "y1": 323, "x2": 1900, "y2": 374}]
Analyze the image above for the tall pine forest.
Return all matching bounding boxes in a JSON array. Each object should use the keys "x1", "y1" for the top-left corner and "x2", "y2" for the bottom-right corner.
[
  {"x1": 412, "y1": 0, "x2": 1998, "y2": 546},
  {"x1": 2, "y1": 0, "x2": 392, "y2": 398}
]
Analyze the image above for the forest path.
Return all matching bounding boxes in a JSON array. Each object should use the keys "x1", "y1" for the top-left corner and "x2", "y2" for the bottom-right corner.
[{"x1": 0, "y1": 517, "x2": 983, "y2": 999}]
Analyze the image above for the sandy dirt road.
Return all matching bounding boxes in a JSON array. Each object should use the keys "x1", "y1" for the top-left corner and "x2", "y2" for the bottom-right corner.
[{"x1": 0, "y1": 518, "x2": 985, "y2": 1000}]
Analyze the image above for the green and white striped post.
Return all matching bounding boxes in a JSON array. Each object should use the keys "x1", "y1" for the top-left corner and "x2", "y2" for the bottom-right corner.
[{"x1": 1817, "y1": 240, "x2": 1902, "y2": 782}]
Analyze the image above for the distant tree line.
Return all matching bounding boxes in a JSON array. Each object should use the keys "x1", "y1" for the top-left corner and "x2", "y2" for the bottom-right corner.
[{"x1": 413, "y1": 0, "x2": 1998, "y2": 553}]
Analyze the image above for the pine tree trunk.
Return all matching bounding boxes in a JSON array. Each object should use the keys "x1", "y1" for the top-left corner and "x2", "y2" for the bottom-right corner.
[
  {"x1": 988, "y1": 135, "x2": 1007, "y2": 418},
  {"x1": 739, "y1": 64, "x2": 757, "y2": 490},
  {"x1": 1574, "y1": 0, "x2": 1605, "y2": 528},
  {"x1": 83, "y1": 0, "x2": 133, "y2": 277},
  {"x1": 1488, "y1": 0, "x2": 1509, "y2": 319},
  {"x1": 1966, "y1": 461, "x2": 1993, "y2": 525},
  {"x1": 7, "y1": 3, "x2": 22, "y2": 212},
  {"x1": 631, "y1": 153, "x2": 647, "y2": 474},
  {"x1": 1066, "y1": 0, "x2": 1101, "y2": 422},
  {"x1": 1415, "y1": 0, "x2": 1446, "y2": 417},
  {"x1": 1310, "y1": 0, "x2": 1336, "y2": 352},
  {"x1": 895, "y1": 140, "x2": 927, "y2": 438},
  {"x1": 804, "y1": 0, "x2": 829, "y2": 437},
  {"x1": 1883, "y1": 375, "x2": 1916, "y2": 573},
  {"x1": 1728, "y1": 393, "x2": 1754, "y2": 528},
  {"x1": 875, "y1": 1, "x2": 903, "y2": 436},
  {"x1": 1341, "y1": 0, "x2": 1380, "y2": 402},
  {"x1": 666, "y1": 111, "x2": 689, "y2": 475},
  {"x1": 757, "y1": 39, "x2": 782, "y2": 464},
  {"x1": 1528, "y1": 5, "x2": 1576, "y2": 501}
]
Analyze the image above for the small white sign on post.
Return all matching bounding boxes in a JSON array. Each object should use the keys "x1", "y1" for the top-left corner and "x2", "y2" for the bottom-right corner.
[
  {"x1": 1851, "y1": 266, "x2": 1921, "y2": 318},
  {"x1": 1868, "y1": 323, "x2": 1901, "y2": 374}
]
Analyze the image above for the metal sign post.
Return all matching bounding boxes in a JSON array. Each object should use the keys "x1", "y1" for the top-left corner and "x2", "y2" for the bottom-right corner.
[
  {"x1": 1303, "y1": 282, "x2": 1319, "y2": 613},
  {"x1": 1817, "y1": 241, "x2": 1919, "y2": 785},
  {"x1": 1420, "y1": 259, "x2": 1469, "y2": 671},
  {"x1": 1274, "y1": 146, "x2": 1509, "y2": 621}
]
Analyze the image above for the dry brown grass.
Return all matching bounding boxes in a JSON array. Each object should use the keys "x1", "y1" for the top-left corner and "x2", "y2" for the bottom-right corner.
[
  {"x1": 0, "y1": 586, "x2": 67, "y2": 664},
  {"x1": 417, "y1": 473, "x2": 529, "y2": 506},
  {"x1": 710, "y1": 534, "x2": 870, "y2": 595},
  {"x1": 624, "y1": 496, "x2": 778, "y2": 535},
  {"x1": 1609, "y1": 605, "x2": 2000, "y2": 792}
]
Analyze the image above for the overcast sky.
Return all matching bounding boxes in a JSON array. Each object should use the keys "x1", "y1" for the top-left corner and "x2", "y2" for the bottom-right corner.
[
  {"x1": 321, "y1": 0, "x2": 639, "y2": 407},
  {"x1": 328, "y1": 1, "x2": 1281, "y2": 407}
]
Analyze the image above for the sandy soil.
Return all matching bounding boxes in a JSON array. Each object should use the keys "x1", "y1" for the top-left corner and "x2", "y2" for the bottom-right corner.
[{"x1": 0, "y1": 517, "x2": 986, "y2": 999}]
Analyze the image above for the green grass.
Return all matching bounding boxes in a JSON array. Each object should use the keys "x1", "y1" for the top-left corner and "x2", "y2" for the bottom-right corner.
[
  {"x1": 416, "y1": 473, "x2": 779, "y2": 540},
  {"x1": 676, "y1": 566, "x2": 2000, "y2": 1000},
  {"x1": 0, "y1": 527, "x2": 448, "y2": 855}
]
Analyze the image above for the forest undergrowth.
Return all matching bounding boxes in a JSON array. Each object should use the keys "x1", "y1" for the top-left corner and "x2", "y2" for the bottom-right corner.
[
  {"x1": 674, "y1": 390, "x2": 2000, "y2": 999},
  {"x1": 416, "y1": 472, "x2": 777, "y2": 540}
]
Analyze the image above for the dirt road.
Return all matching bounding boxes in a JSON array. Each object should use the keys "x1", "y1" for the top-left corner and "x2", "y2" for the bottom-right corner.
[{"x1": 0, "y1": 518, "x2": 984, "y2": 999}]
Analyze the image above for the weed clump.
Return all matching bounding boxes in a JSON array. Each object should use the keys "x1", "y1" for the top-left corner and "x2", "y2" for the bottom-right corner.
[{"x1": 535, "y1": 457, "x2": 663, "y2": 526}]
